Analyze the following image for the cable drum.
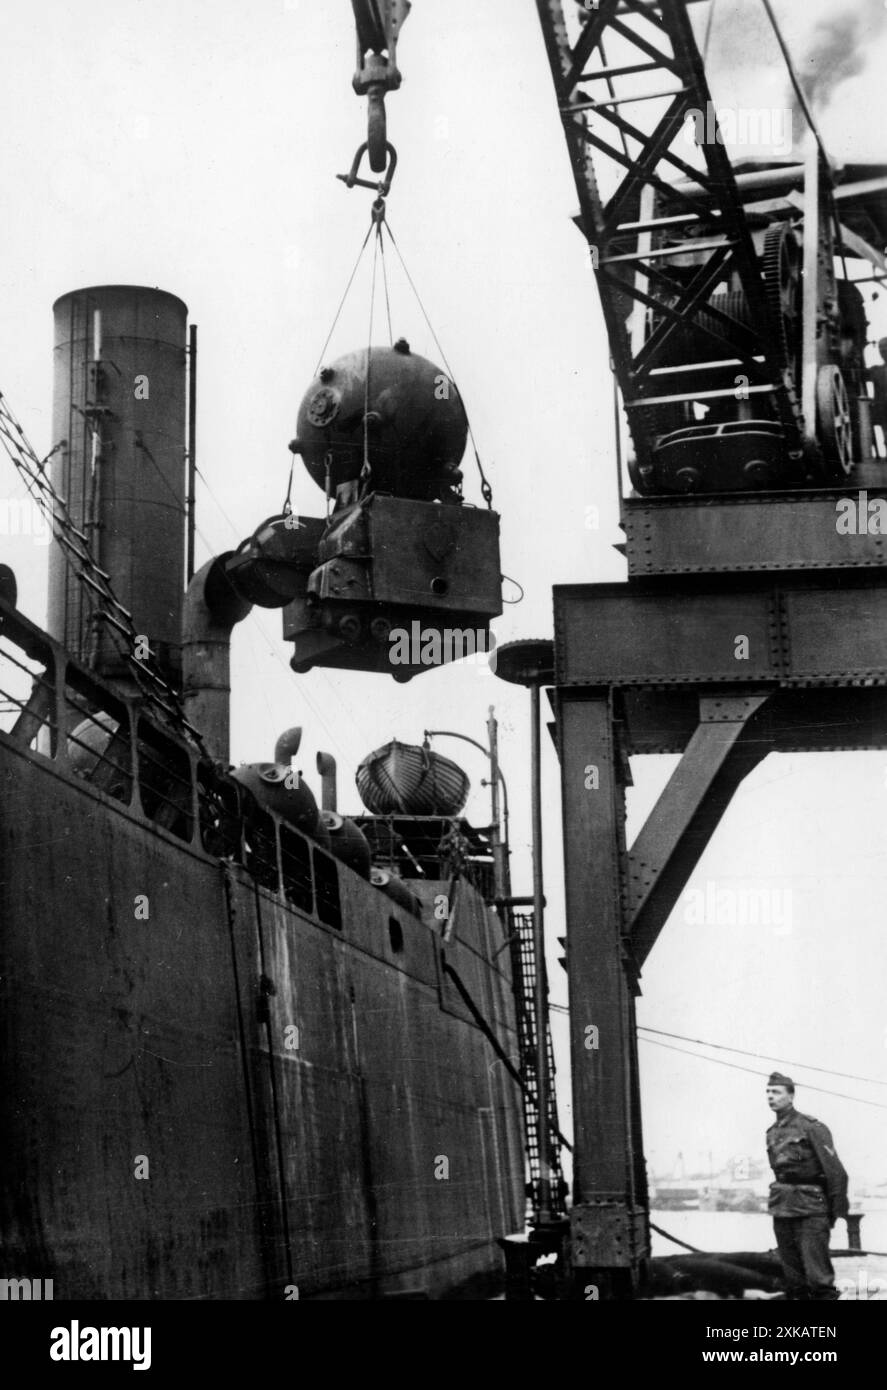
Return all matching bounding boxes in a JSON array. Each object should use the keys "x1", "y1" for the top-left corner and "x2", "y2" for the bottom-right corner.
[{"x1": 653, "y1": 291, "x2": 754, "y2": 367}]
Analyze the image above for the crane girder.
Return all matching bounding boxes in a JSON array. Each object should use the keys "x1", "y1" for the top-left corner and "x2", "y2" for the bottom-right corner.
[{"x1": 534, "y1": 0, "x2": 805, "y2": 478}]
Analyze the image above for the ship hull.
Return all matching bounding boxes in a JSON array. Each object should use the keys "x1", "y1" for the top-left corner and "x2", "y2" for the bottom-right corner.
[{"x1": 0, "y1": 726, "x2": 524, "y2": 1299}]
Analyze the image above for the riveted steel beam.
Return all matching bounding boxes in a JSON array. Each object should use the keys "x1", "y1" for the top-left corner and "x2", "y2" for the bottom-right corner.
[
  {"x1": 623, "y1": 490, "x2": 887, "y2": 577},
  {"x1": 627, "y1": 693, "x2": 772, "y2": 967},
  {"x1": 617, "y1": 685, "x2": 887, "y2": 755},
  {"x1": 555, "y1": 691, "x2": 649, "y2": 1293},
  {"x1": 555, "y1": 575, "x2": 887, "y2": 687}
]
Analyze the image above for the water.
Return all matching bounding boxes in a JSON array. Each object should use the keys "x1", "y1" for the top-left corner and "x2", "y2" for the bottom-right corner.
[
  {"x1": 650, "y1": 1209, "x2": 887, "y2": 1298},
  {"x1": 651, "y1": 1210, "x2": 774, "y2": 1256},
  {"x1": 651, "y1": 1209, "x2": 887, "y2": 1258}
]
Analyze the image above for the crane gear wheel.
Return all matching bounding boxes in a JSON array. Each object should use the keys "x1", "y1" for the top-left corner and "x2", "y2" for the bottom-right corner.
[
  {"x1": 816, "y1": 364, "x2": 854, "y2": 479},
  {"x1": 763, "y1": 221, "x2": 802, "y2": 386}
]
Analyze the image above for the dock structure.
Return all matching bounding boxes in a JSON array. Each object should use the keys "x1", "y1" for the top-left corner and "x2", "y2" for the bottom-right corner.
[{"x1": 531, "y1": 0, "x2": 887, "y2": 1297}]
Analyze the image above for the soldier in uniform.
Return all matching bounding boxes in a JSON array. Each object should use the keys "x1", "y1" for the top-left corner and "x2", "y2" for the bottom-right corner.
[{"x1": 766, "y1": 1071, "x2": 849, "y2": 1300}]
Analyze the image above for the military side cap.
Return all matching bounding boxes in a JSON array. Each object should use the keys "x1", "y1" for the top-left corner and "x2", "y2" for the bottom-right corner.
[{"x1": 767, "y1": 1071, "x2": 794, "y2": 1087}]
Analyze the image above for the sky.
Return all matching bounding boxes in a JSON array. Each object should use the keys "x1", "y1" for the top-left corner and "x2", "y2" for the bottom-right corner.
[{"x1": 0, "y1": 0, "x2": 886, "y2": 1193}]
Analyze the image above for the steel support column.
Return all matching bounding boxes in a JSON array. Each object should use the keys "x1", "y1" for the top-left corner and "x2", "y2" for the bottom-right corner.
[
  {"x1": 556, "y1": 691, "x2": 647, "y2": 1298},
  {"x1": 556, "y1": 689, "x2": 772, "y2": 1291}
]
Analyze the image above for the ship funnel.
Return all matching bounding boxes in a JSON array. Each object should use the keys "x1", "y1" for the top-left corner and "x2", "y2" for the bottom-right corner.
[
  {"x1": 274, "y1": 727, "x2": 303, "y2": 765},
  {"x1": 316, "y1": 751, "x2": 338, "y2": 812},
  {"x1": 182, "y1": 555, "x2": 252, "y2": 762},
  {"x1": 48, "y1": 286, "x2": 189, "y2": 686}
]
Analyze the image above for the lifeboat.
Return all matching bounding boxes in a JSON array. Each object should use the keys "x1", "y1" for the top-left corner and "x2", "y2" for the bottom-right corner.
[{"x1": 356, "y1": 740, "x2": 469, "y2": 817}]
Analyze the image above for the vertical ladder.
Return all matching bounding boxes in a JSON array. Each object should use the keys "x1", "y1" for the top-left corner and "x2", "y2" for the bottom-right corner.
[{"x1": 509, "y1": 910, "x2": 566, "y2": 1219}]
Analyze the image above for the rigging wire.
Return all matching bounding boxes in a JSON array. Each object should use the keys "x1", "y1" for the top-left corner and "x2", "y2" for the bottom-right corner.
[
  {"x1": 550, "y1": 1013, "x2": 887, "y2": 1106},
  {"x1": 379, "y1": 218, "x2": 394, "y2": 346},
  {"x1": 362, "y1": 221, "x2": 380, "y2": 484},
  {"x1": 381, "y1": 219, "x2": 494, "y2": 508},
  {"x1": 701, "y1": 0, "x2": 716, "y2": 62},
  {"x1": 759, "y1": 0, "x2": 827, "y2": 164},
  {"x1": 758, "y1": 0, "x2": 851, "y2": 290},
  {"x1": 641, "y1": 1036, "x2": 887, "y2": 1111},
  {"x1": 0, "y1": 392, "x2": 206, "y2": 749},
  {"x1": 639, "y1": 1026, "x2": 887, "y2": 1090},
  {"x1": 312, "y1": 220, "x2": 376, "y2": 377},
  {"x1": 650, "y1": 1221, "x2": 704, "y2": 1254}
]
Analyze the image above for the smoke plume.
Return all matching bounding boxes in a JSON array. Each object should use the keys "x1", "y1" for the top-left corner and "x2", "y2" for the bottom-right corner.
[{"x1": 790, "y1": 1, "x2": 887, "y2": 128}]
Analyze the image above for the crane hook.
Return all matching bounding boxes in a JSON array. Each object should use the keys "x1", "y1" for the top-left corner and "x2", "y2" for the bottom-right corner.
[{"x1": 366, "y1": 85, "x2": 388, "y2": 173}]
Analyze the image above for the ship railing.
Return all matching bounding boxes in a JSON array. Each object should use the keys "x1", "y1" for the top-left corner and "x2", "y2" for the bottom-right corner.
[
  {"x1": 0, "y1": 594, "x2": 349, "y2": 928},
  {"x1": 240, "y1": 791, "x2": 280, "y2": 893},
  {"x1": 279, "y1": 822, "x2": 313, "y2": 915},
  {"x1": 196, "y1": 766, "x2": 338, "y2": 925},
  {"x1": 64, "y1": 665, "x2": 133, "y2": 806},
  {"x1": 0, "y1": 626, "x2": 58, "y2": 755},
  {"x1": 195, "y1": 761, "x2": 328, "y2": 920},
  {"x1": 135, "y1": 714, "x2": 195, "y2": 842},
  {"x1": 195, "y1": 765, "x2": 344, "y2": 926},
  {"x1": 312, "y1": 844, "x2": 342, "y2": 930},
  {"x1": 353, "y1": 812, "x2": 496, "y2": 895},
  {"x1": 197, "y1": 761, "x2": 243, "y2": 858}
]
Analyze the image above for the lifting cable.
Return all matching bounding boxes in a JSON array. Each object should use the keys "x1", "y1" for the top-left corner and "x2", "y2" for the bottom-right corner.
[
  {"x1": 378, "y1": 212, "x2": 394, "y2": 346},
  {"x1": 381, "y1": 216, "x2": 494, "y2": 509},
  {"x1": 311, "y1": 219, "x2": 377, "y2": 379},
  {"x1": 303, "y1": 189, "x2": 495, "y2": 511},
  {"x1": 361, "y1": 206, "x2": 383, "y2": 490}
]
